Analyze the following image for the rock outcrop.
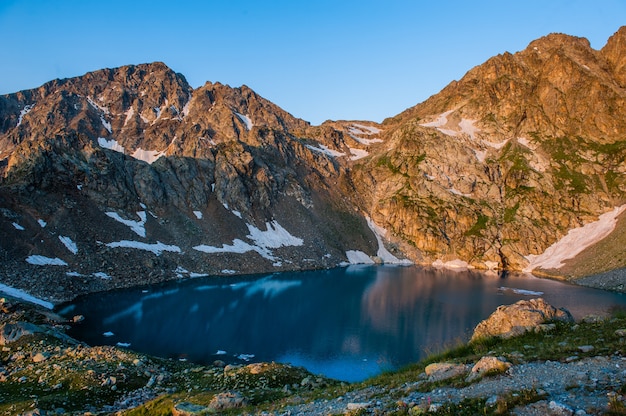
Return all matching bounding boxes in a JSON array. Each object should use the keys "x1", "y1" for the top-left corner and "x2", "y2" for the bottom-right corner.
[
  {"x1": 354, "y1": 28, "x2": 626, "y2": 271},
  {"x1": 471, "y1": 298, "x2": 574, "y2": 342}
]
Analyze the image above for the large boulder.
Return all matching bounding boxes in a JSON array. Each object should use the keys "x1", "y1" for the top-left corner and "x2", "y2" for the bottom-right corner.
[{"x1": 470, "y1": 298, "x2": 573, "y2": 342}]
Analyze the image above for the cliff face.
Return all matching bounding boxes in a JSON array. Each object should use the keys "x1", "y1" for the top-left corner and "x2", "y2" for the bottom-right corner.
[
  {"x1": 1, "y1": 28, "x2": 626, "y2": 302},
  {"x1": 355, "y1": 27, "x2": 626, "y2": 270}
]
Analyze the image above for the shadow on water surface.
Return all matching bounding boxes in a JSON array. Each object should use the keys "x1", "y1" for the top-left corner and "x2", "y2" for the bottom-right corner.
[{"x1": 58, "y1": 266, "x2": 626, "y2": 382}]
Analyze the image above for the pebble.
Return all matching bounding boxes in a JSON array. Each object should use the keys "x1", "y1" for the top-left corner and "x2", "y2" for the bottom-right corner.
[{"x1": 346, "y1": 402, "x2": 370, "y2": 410}]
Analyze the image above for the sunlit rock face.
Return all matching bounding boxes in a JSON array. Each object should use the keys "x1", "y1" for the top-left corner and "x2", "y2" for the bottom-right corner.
[
  {"x1": 353, "y1": 27, "x2": 626, "y2": 272},
  {"x1": 1, "y1": 27, "x2": 626, "y2": 302}
]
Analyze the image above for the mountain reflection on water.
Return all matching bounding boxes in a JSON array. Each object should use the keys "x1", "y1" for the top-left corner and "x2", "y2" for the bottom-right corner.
[{"x1": 60, "y1": 266, "x2": 626, "y2": 382}]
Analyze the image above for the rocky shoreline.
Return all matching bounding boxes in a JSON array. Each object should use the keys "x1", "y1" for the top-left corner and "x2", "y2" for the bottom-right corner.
[{"x1": 3, "y1": 292, "x2": 626, "y2": 415}]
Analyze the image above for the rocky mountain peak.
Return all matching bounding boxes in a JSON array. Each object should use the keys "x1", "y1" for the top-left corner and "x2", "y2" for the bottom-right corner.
[
  {"x1": 601, "y1": 25, "x2": 626, "y2": 86},
  {"x1": 1, "y1": 28, "x2": 626, "y2": 304},
  {"x1": 356, "y1": 27, "x2": 626, "y2": 274}
]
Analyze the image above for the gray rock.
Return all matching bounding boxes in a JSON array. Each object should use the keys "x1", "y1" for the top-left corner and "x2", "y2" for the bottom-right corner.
[
  {"x1": 0, "y1": 322, "x2": 44, "y2": 345},
  {"x1": 467, "y1": 356, "x2": 511, "y2": 381},
  {"x1": 548, "y1": 400, "x2": 574, "y2": 415},
  {"x1": 208, "y1": 391, "x2": 247, "y2": 411},
  {"x1": 172, "y1": 402, "x2": 209, "y2": 416},
  {"x1": 424, "y1": 362, "x2": 468, "y2": 382},
  {"x1": 485, "y1": 395, "x2": 499, "y2": 407},
  {"x1": 346, "y1": 402, "x2": 370, "y2": 411}
]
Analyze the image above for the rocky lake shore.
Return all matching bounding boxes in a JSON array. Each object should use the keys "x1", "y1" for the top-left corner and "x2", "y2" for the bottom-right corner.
[{"x1": 3, "y1": 293, "x2": 626, "y2": 415}]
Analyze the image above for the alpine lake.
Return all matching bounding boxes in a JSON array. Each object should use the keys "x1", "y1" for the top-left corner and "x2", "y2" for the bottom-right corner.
[{"x1": 57, "y1": 265, "x2": 626, "y2": 382}]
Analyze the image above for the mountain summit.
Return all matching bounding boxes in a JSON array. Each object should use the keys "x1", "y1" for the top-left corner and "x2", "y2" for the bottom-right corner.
[{"x1": 1, "y1": 28, "x2": 626, "y2": 303}]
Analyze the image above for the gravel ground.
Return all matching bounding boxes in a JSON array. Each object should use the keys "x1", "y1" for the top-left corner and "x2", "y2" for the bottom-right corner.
[{"x1": 266, "y1": 356, "x2": 626, "y2": 415}]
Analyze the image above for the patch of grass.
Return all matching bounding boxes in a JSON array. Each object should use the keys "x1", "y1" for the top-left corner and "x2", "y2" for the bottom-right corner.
[
  {"x1": 376, "y1": 154, "x2": 402, "y2": 174},
  {"x1": 503, "y1": 202, "x2": 519, "y2": 223},
  {"x1": 465, "y1": 214, "x2": 489, "y2": 237},
  {"x1": 431, "y1": 388, "x2": 546, "y2": 416}
]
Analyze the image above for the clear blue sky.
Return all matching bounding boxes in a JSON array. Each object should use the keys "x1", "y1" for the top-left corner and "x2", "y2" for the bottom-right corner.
[{"x1": 1, "y1": 0, "x2": 624, "y2": 125}]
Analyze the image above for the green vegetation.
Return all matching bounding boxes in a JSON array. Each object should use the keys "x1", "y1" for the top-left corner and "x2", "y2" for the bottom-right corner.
[
  {"x1": 465, "y1": 214, "x2": 489, "y2": 237},
  {"x1": 503, "y1": 202, "x2": 520, "y2": 223}
]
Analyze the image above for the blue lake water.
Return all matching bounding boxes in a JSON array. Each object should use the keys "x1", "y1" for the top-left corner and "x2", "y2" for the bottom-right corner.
[{"x1": 58, "y1": 266, "x2": 626, "y2": 382}]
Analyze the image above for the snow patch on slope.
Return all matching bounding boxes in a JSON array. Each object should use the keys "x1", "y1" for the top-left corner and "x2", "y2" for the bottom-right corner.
[
  {"x1": 131, "y1": 148, "x2": 164, "y2": 164},
  {"x1": 87, "y1": 97, "x2": 112, "y2": 133},
  {"x1": 349, "y1": 148, "x2": 369, "y2": 160},
  {"x1": 235, "y1": 112, "x2": 254, "y2": 130},
  {"x1": 98, "y1": 137, "x2": 125, "y2": 154},
  {"x1": 351, "y1": 123, "x2": 381, "y2": 135},
  {"x1": 524, "y1": 205, "x2": 626, "y2": 272},
  {"x1": 345, "y1": 250, "x2": 375, "y2": 265},
  {"x1": 59, "y1": 236, "x2": 78, "y2": 254},
  {"x1": 420, "y1": 110, "x2": 453, "y2": 129},
  {"x1": 105, "y1": 211, "x2": 147, "y2": 237},
  {"x1": 26, "y1": 255, "x2": 67, "y2": 266},
  {"x1": 106, "y1": 240, "x2": 181, "y2": 256},
  {"x1": 17, "y1": 104, "x2": 35, "y2": 127},
  {"x1": 0, "y1": 283, "x2": 53, "y2": 309},
  {"x1": 348, "y1": 123, "x2": 384, "y2": 145},
  {"x1": 306, "y1": 144, "x2": 345, "y2": 158},
  {"x1": 193, "y1": 221, "x2": 303, "y2": 261},
  {"x1": 366, "y1": 217, "x2": 412, "y2": 264},
  {"x1": 123, "y1": 107, "x2": 135, "y2": 126}
]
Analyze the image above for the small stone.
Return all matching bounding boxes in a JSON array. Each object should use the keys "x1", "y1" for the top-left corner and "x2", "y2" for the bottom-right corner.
[
  {"x1": 32, "y1": 352, "x2": 49, "y2": 363},
  {"x1": 565, "y1": 356, "x2": 580, "y2": 362},
  {"x1": 346, "y1": 402, "x2": 370, "y2": 411},
  {"x1": 485, "y1": 395, "x2": 499, "y2": 407},
  {"x1": 424, "y1": 362, "x2": 468, "y2": 382},
  {"x1": 224, "y1": 364, "x2": 239, "y2": 372},
  {"x1": 582, "y1": 315, "x2": 603, "y2": 323},
  {"x1": 536, "y1": 323, "x2": 556, "y2": 333},
  {"x1": 615, "y1": 329, "x2": 626, "y2": 337},
  {"x1": 578, "y1": 345, "x2": 594, "y2": 353},
  {"x1": 102, "y1": 376, "x2": 116, "y2": 386},
  {"x1": 467, "y1": 356, "x2": 511, "y2": 381},
  {"x1": 549, "y1": 400, "x2": 574, "y2": 416}
]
